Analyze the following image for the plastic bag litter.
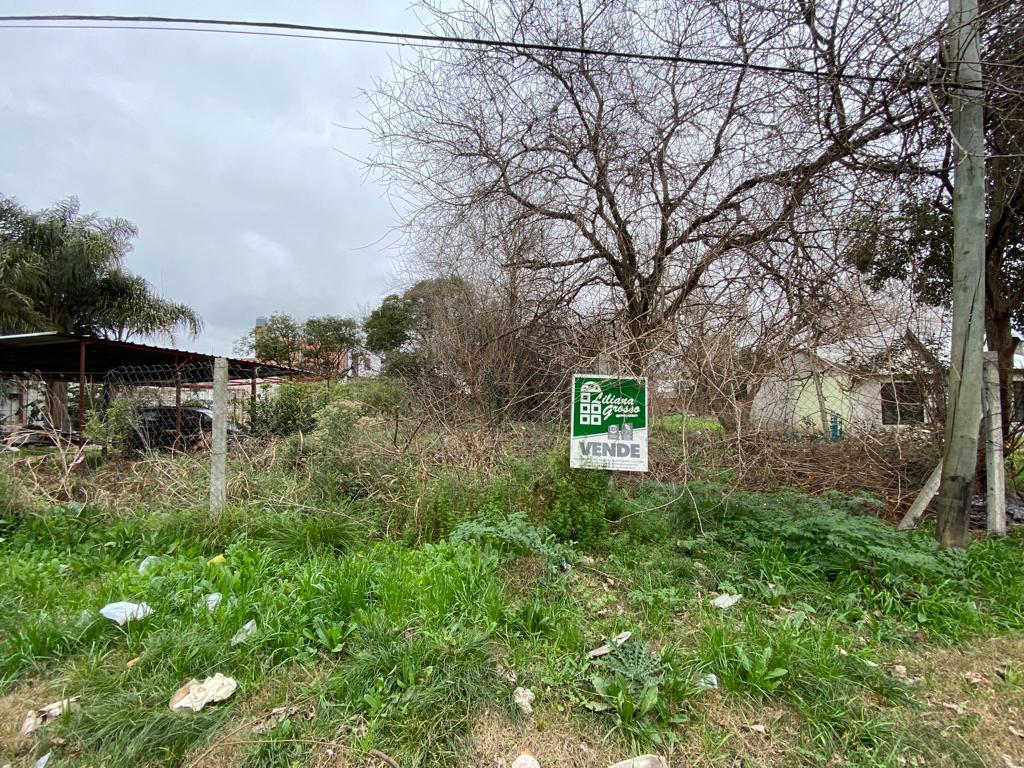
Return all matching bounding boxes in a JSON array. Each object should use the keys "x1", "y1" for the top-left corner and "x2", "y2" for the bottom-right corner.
[
  {"x1": 513, "y1": 686, "x2": 535, "y2": 716},
  {"x1": 512, "y1": 754, "x2": 540, "y2": 768},
  {"x1": 230, "y1": 619, "x2": 257, "y2": 646},
  {"x1": 711, "y1": 593, "x2": 742, "y2": 610},
  {"x1": 34, "y1": 753, "x2": 52, "y2": 768},
  {"x1": 696, "y1": 673, "x2": 719, "y2": 689},
  {"x1": 100, "y1": 601, "x2": 152, "y2": 625},
  {"x1": 137, "y1": 555, "x2": 164, "y2": 575},
  {"x1": 169, "y1": 673, "x2": 238, "y2": 712},
  {"x1": 19, "y1": 697, "x2": 79, "y2": 737},
  {"x1": 204, "y1": 593, "x2": 222, "y2": 611},
  {"x1": 608, "y1": 756, "x2": 667, "y2": 768}
]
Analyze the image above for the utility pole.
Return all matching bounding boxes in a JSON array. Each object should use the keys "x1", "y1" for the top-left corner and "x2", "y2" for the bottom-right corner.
[{"x1": 934, "y1": 0, "x2": 986, "y2": 547}]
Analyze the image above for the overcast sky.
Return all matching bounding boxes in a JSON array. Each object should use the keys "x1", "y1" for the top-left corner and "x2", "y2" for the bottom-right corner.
[{"x1": 0, "y1": 1, "x2": 425, "y2": 354}]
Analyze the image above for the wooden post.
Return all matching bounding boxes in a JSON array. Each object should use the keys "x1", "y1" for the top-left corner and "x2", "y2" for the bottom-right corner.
[
  {"x1": 983, "y1": 352, "x2": 1007, "y2": 534},
  {"x1": 210, "y1": 357, "x2": 228, "y2": 517},
  {"x1": 899, "y1": 462, "x2": 943, "y2": 529},
  {"x1": 934, "y1": 0, "x2": 986, "y2": 548}
]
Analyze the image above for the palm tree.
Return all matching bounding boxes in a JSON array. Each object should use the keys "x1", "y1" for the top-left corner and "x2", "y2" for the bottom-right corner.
[
  {"x1": 0, "y1": 195, "x2": 204, "y2": 428},
  {"x1": 0, "y1": 196, "x2": 202, "y2": 339}
]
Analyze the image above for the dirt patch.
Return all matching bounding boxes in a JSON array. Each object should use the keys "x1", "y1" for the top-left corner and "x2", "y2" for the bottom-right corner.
[
  {"x1": 905, "y1": 635, "x2": 1024, "y2": 767},
  {"x1": 501, "y1": 556, "x2": 553, "y2": 598},
  {"x1": 0, "y1": 678, "x2": 64, "y2": 763},
  {"x1": 469, "y1": 706, "x2": 628, "y2": 768}
]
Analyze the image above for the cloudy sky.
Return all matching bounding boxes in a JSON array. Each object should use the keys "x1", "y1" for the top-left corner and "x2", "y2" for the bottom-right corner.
[{"x1": 0, "y1": 2, "x2": 426, "y2": 354}]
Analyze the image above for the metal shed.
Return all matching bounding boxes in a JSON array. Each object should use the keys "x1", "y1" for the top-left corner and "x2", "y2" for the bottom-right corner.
[{"x1": 0, "y1": 332, "x2": 310, "y2": 433}]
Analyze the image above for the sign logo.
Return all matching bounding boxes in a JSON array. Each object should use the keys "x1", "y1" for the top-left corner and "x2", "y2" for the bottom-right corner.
[{"x1": 570, "y1": 374, "x2": 648, "y2": 472}]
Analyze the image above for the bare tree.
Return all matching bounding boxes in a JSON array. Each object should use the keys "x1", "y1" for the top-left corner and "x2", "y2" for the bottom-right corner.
[{"x1": 368, "y1": 0, "x2": 940, "y2": 373}]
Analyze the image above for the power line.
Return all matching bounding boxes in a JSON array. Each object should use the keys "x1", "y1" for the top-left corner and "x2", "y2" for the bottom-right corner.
[
  {"x1": 0, "y1": 23, "x2": 454, "y2": 51},
  {"x1": 0, "y1": 13, "x2": 928, "y2": 88}
]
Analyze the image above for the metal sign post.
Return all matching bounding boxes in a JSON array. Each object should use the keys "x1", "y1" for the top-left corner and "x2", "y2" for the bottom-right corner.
[{"x1": 570, "y1": 374, "x2": 648, "y2": 472}]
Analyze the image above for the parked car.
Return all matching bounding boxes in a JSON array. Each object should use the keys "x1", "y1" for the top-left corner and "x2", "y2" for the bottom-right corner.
[{"x1": 128, "y1": 406, "x2": 245, "y2": 452}]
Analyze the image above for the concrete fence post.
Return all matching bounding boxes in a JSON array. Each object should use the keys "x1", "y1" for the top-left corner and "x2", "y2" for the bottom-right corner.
[
  {"x1": 210, "y1": 357, "x2": 228, "y2": 517},
  {"x1": 983, "y1": 351, "x2": 1007, "y2": 535}
]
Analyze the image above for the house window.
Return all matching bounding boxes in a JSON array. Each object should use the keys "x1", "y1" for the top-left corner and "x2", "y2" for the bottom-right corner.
[
  {"x1": 1013, "y1": 381, "x2": 1024, "y2": 423},
  {"x1": 881, "y1": 381, "x2": 924, "y2": 425}
]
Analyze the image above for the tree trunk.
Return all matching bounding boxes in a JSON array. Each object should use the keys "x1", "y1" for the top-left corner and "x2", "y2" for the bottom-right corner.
[{"x1": 808, "y1": 354, "x2": 831, "y2": 438}]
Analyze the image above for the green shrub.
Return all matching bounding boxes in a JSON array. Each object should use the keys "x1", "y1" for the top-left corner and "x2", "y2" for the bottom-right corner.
[
  {"x1": 536, "y1": 450, "x2": 623, "y2": 548},
  {"x1": 85, "y1": 396, "x2": 141, "y2": 455},
  {"x1": 332, "y1": 376, "x2": 409, "y2": 414},
  {"x1": 248, "y1": 381, "x2": 331, "y2": 436}
]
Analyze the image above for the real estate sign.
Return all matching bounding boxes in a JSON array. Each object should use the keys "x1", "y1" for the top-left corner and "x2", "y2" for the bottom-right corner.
[{"x1": 570, "y1": 374, "x2": 648, "y2": 472}]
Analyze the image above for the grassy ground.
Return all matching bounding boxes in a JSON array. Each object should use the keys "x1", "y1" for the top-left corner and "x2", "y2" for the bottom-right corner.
[
  {"x1": 1, "y1": 381, "x2": 1021, "y2": 767},
  {"x1": 2, "y1": 473, "x2": 1023, "y2": 768}
]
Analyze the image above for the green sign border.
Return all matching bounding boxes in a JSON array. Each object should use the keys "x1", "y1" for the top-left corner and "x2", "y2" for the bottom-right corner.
[{"x1": 571, "y1": 374, "x2": 648, "y2": 439}]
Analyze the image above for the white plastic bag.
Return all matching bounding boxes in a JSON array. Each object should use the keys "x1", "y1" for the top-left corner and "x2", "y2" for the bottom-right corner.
[{"x1": 100, "y1": 601, "x2": 152, "y2": 625}]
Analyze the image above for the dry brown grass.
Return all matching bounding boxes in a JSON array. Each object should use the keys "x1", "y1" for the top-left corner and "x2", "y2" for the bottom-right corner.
[
  {"x1": 468, "y1": 706, "x2": 627, "y2": 768},
  {"x1": 0, "y1": 677, "x2": 65, "y2": 765},
  {"x1": 903, "y1": 635, "x2": 1024, "y2": 768}
]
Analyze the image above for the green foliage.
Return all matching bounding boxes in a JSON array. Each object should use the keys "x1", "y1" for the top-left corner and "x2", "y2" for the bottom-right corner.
[
  {"x1": 303, "y1": 314, "x2": 362, "y2": 373},
  {"x1": 237, "y1": 313, "x2": 362, "y2": 374},
  {"x1": 586, "y1": 638, "x2": 688, "y2": 747},
  {"x1": 333, "y1": 376, "x2": 409, "y2": 414},
  {"x1": 84, "y1": 396, "x2": 139, "y2": 454},
  {"x1": 450, "y1": 512, "x2": 571, "y2": 562},
  {"x1": 3, "y1": 441, "x2": 1024, "y2": 767},
  {"x1": 0, "y1": 195, "x2": 201, "y2": 339},
  {"x1": 248, "y1": 380, "x2": 331, "y2": 437},
  {"x1": 363, "y1": 294, "x2": 418, "y2": 355},
  {"x1": 536, "y1": 450, "x2": 623, "y2": 548}
]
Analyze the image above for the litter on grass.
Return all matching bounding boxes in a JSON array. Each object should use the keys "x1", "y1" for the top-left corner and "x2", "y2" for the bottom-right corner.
[
  {"x1": 587, "y1": 631, "x2": 632, "y2": 658},
  {"x1": 512, "y1": 754, "x2": 540, "y2": 768},
  {"x1": 513, "y1": 686, "x2": 535, "y2": 716},
  {"x1": 100, "y1": 601, "x2": 152, "y2": 625},
  {"x1": 137, "y1": 555, "x2": 164, "y2": 575},
  {"x1": 696, "y1": 673, "x2": 719, "y2": 689},
  {"x1": 608, "y1": 756, "x2": 667, "y2": 768},
  {"x1": 34, "y1": 753, "x2": 51, "y2": 768},
  {"x1": 19, "y1": 697, "x2": 79, "y2": 737},
  {"x1": 231, "y1": 619, "x2": 257, "y2": 646},
  {"x1": 169, "y1": 673, "x2": 238, "y2": 712},
  {"x1": 207, "y1": 554, "x2": 227, "y2": 566},
  {"x1": 204, "y1": 592, "x2": 222, "y2": 611},
  {"x1": 711, "y1": 593, "x2": 742, "y2": 610}
]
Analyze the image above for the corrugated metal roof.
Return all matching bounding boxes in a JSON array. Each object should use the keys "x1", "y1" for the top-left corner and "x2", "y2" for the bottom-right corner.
[{"x1": 0, "y1": 332, "x2": 312, "y2": 383}]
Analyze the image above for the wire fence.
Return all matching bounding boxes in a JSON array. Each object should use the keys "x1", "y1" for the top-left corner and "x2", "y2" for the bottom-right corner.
[{"x1": 1, "y1": 361, "x2": 312, "y2": 452}]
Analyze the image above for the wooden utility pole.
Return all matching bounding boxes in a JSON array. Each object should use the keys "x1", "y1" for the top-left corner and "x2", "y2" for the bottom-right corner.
[
  {"x1": 983, "y1": 352, "x2": 1007, "y2": 534},
  {"x1": 934, "y1": 0, "x2": 986, "y2": 548},
  {"x1": 209, "y1": 357, "x2": 228, "y2": 518}
]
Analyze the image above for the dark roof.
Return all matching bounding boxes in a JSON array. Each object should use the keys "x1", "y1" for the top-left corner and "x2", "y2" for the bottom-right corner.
[{"x1": 0, "y1": 332, "x2": 311, "y2": 384}]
